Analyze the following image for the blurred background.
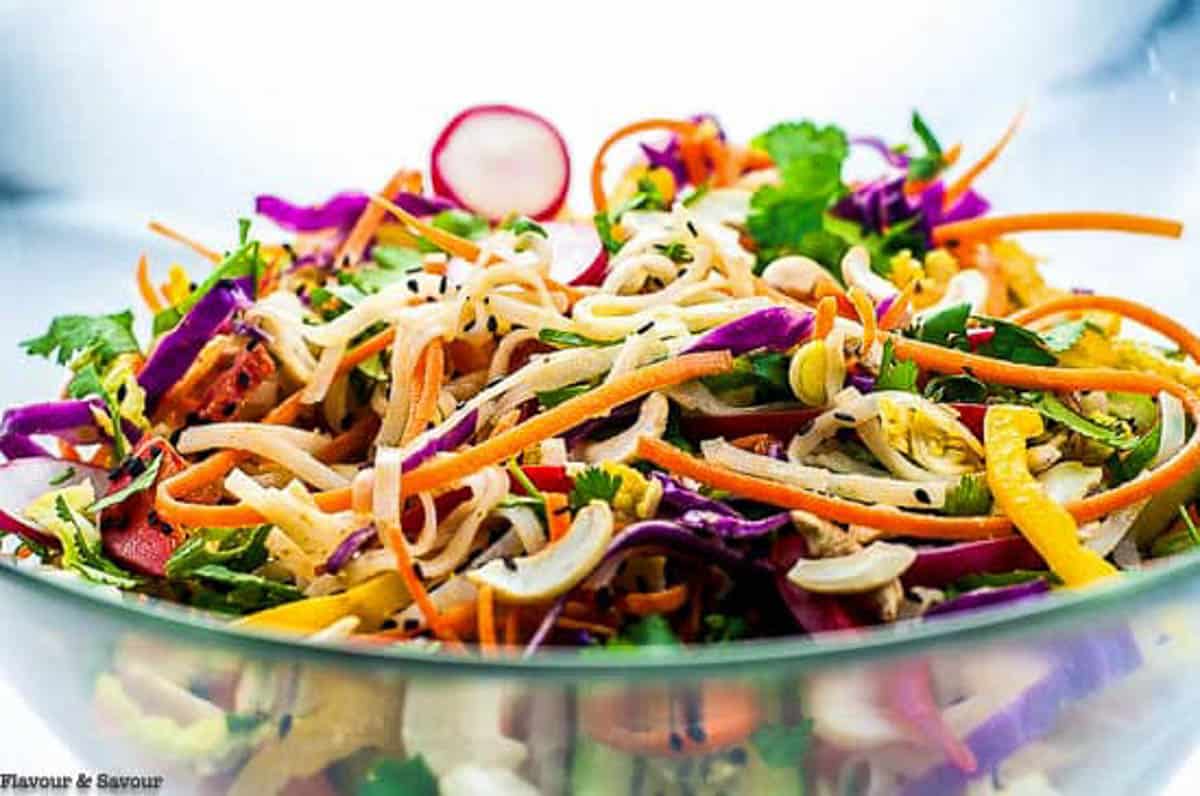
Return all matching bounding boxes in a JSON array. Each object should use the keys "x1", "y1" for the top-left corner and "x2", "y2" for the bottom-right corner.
[{"x1": 1, "y1": 0, "x2": 1198, "y2": 789}]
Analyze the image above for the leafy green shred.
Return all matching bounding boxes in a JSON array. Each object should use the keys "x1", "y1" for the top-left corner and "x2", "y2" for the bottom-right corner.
[
  {"x1": 681, "y1": 182, "x2": 710, "y2": 207},
  {"x1": 653, "y1": 241, "x2": 695, "y2": 264},
  {"x1": 924, "y1": 374, "x2": 988, "y2": 403},
  {"x1": 1027, "y1": 393, "x2": 1138, "y2": 450},
  {"x1": 537, "y1": 382, "x2": 593, "y2": 409},
  {"x1": 593, "y1": 211, "x2": 623, "y2": 255},
  {"x1": 609, "y1": 614, "x2": 679, "y2": 649},
  {"x1": 501, "y1": 215, "x2": 548, "y2": 238},
  {"x1": 165, "y1": 525, "x2": 272, "y2": 579},
  {"x1": 945, "y1": 569, "x2": 1057, "y2": 598},
  {"x1": 1040, "y1": 319, "x2": 1096, "y2": 353},
  {"x1": 370, "y1": 245, "x2": 424, "y2": 272},
  {"x1": 47, "y1": 467, "x2": 77, "y2": 487},
  {"x1": 702, "y1": 613, "x2": 749, "y2": 643},
  {"x1": 662, "y1": 403, "x2": 696, "y2": 453},
  {"x1": 911, "y1": 302, "x2": 971, "y2": 348},
  {"x1": 751, "y1": 720, "x2": 814, "y2": 768},
  {"x1": 1108, "y1": 423, "x2": 1161, "y2": 485},
  {"x1": 942, "y1": 474, "x2": 993, "y2": 516},
  {"x1": 48, "y1": 494, "x2": 142, "y2": 589},
  {"x1": 906, "y1": 111, "x2": 946, "y2": 181},
  {"x1": 21, "y1": 309, "x2": 140, "y2": 369},
  {"x1": 89, "y1": 453, "x2": 162, "y2": 514},
  {"x1": 701, "y1": 351, "x2": 791, "y2": 403},
  {"x1": 876, "y1": 339, "x2": 919, "y2": 393},
  {"x1": 537, "y1": 328, "x2": 614, "y2": 348},
  {"x1": 357, "y1": 755, "x2": 438, "y2": 796},
  {"x1": 184, "y1": 565, "x2": 302, "y2": 614},
  {"x1": 416, "y1": 210, "x2": 489, "y2": 253},
  {"x1": 569, "y1": 466, "x2": 622, "y2": 510},
  {"x1": 66, "y1": 364, "x2": 127, "y2": 460}
]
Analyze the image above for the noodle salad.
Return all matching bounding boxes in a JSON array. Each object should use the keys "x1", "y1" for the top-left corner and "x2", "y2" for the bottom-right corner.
[{"x1": 2, "y1": 105, "x2": 1195, "y2": 655}]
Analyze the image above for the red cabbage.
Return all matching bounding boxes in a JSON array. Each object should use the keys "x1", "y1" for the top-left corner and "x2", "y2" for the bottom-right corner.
[
  {"x1": 900, "y1": 628, "x2": 1140, "y2": 795},
  {"x1": 0, "y1": 398, "x2": 140, "y2": 459},
  {"x1": 402, "y1": 409, "x2": 478, "y2": 471},
  {"x1": 847, "y1": 369, "x2": 877, "y2": 394},
  {"x1": 683, "y1": 307, "x2": 813, "y2": 356},
  {"x1": 0, "y1": 433, "x2": 48, "y2": 460},
  {"x1": 902, "y1": 538, "x2": 1044, "y2": 589},
  {"x1": 652, "y1": 473, "x2": 739, "y2": 517},
  {"x1": 925, "y1": 580, "x2": 1050, "y2": 619},
  {"x1": 637, "y1": 112, "x2": 726, "y2": 189},
  {"x1": 138, "y1": 279, "x2": 251, "y2": 410},
  {"x1": 833, "y1": 176, "x2": 990, "y2": 247},
  {"x1": 324, "y1": 526, "x2": 375, "y2": 574},
  {"x1": 255, "y1": 191, "x2": 458, "y2": 233},
  {"x1": 586, "y1": 519, "x2": 770, "y2": 590},
  {"x1": 676, "y1": 509, "x2": 790, "y2": 539},
  {"x1": 851, "y1": 136, "x2": 912, "y2": 168},
  {"x1": 771, "y1": 534, "x2": 860, "y2": 634}
]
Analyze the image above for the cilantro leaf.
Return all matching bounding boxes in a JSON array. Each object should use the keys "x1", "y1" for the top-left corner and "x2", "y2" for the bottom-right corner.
[
  {"x1": 924, "y1": 374, "x2": 988, "y2": 403},
  {"x1": 184, "y1": 565, "x2": 301, "y2": 614},
  {"x1": 702, "y1": 612, "x2": 749, "y2": 643},
  {"x1": 88, "y1": 453, "x2": 162, "y2": 514},
  {"x1": 537, "y1": 382, "x2": 593, "y2": 409},
  {"x1": 751, "y1": 720, "x2": 814, "y2": 768},
  {"x1": 1039, "y1": 319, "x2": 1094, "y2": 353},
  {"x1": 653, "y1": 242, "x2": 695, "y2": 264},
  {"x1": 907, "y1": 111, "x2": 946, "y2": 181},
  {"x1": 1027, "y1": 393, "x2": 1138, "y2": 450},
  {"x1": 876, "y1": 339, "x2": 919, "y2": 392},
  {"x1": 609, "y1": 614, "x2": 679, "y2": 649},
  {"x1": 569, "y1": 466, "x2": 622, "y2": 510},
  {"x1": 53, "y1": 495, "x2": 142, "y2": 589},
  {"x1": 946, "y1": 569, "x2": 1057, "y2": 598},
  {"x1": 974, "y1": 317, "x2": 1057, "y2": 366},
  {"x1": 371, "y1": 245, "x2": 424, "y2": 272},
  {"x1": 911, "y1": 302, "x2": 971, "y2": 348},
  {"x1": 21, "y1": 310, "x2": 140, "y2": 369},
  {"x1": 501, "y1": 216, "x2": 548, "y2": 238},
  {"x1": 942, "y1": 474, "x2": 993, "y2": 516},
  {"x1": 754, "y1": 121, "x2": 849, "y2": 170},
  {"x1": 702, "y1": 352, "x2": 791, "y2": 403}
]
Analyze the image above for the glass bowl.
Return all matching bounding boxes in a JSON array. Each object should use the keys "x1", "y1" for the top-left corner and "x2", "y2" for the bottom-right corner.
[{"x1": 2, "y1": 4, "x2": 1200, "y2": 794}]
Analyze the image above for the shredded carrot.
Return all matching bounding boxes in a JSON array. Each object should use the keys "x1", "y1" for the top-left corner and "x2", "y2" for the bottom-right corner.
[
  {"x1": 591, "y1": 119, "x2": 696, "y2": 213},
  {"x1": 621, "y1": 584, "x2": 689, "y2": 616},
  {"x1": 400, "y1": 341, "x2": 445, "y2": 445},
  {"x1": 438, "y1": 601, "x2": 477, "y2": 638},
  {"x1": 1009, "y1": 294, "x2": 1200, "y2": 363},
  {"x1": 135, "y1": 254, "x2": 164, "y2": 313},
  {"x1": 975, "y1": 249, "x2": 1011, "y2": 317},
  {"x1": 504, "y1": 606, "x2": 520, "y2": 647},
  {"x1": 477, "y1": 584, "x2": 497, "y2": 655},
  {"x1": 556, "y1": 617, "x2": 616, "y2": 637},
  {"x1": 678, "y1": 131, "x2": 708, "y2": 188},
  {"x1": 341, "y1": 328, "x2": 397, "y2": 372},
  {"x1": 934, "y1": 212, "x2": 1183, "y2": 246},
  {"x1": 398, "y1": 350, "x2": 732, "y2": 497},
  {"x1": 317, "y1": 413, "x2": 380, "y2": 464},
  {"x1": 544, "y1": 492, "x2": 570, "y2": 543},
  {"x1": 423, "y1": 259, "x2": 448, "y2": 276},
  {"x1": 639, "y1": 437, "x2": 1011, "y2": 540},
  {"x1": 385, "y1": 524, "x2": 462, "y2": 648},
  {"x1": 337, "y1": 169, "x2": 419, "y2": 267},
  {"x1": 57, "y1": 440, "x2": 82, "y2": 463},
  {"x1": 848, "y1": 287, "x2": 877, "y2": 351},
  {"x1": 943, "y1": 109, "x2": 1025, "y2": 208},
  {"x1": 878, "y1": 281, "x2": 915, "y2": 331},
  {"x1": 813, "y1": 296, "x2": 838, "y2": 339},
  {"x1": 147, "y1": 221, "x2": 221, "y2": 264},
  {"x1": 370, "y1": 194, "x2": 482, "y2": 262}
]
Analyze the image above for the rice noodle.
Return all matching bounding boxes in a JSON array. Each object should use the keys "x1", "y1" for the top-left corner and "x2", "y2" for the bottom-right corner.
[
  {"x1": 224, "y1": 469, "x2": 356, "y2": 559},
  {"x1": 246, "y1": 291, "x2": 317, "y2": 384},
  {"x1": 582, "y1": 392, "x2": 669, "y2": 464},
  {"x1": 177, "y1": 423, "x2": 349, "y2": 490},
  {"x1": 415, "y1": 466, "x2": 509, "y2": 579}
]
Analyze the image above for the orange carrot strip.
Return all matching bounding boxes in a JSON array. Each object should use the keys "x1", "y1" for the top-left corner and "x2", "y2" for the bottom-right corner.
[
  {"x1": 477, "y1": 584, "x2": 497, "y2": 656},
  {"x1": 591, "y1": 119, "x2": 696, "y2": 213},
  {"x1": 135, "y1": 254, "x2": 164, "y2": 313},
  {"x1": 401, "y1": 341, "x2": 444, "y2": 445},
  {"x1": 848, "y1": 287, "x2": 877, "y2": 351},
  {"x1": 504, "y1": 606, "x2": 521, "y2": 647},
  {"x1": 878, "y1": 281, "x2": 915, "y2": 331},
  {"x1": 399, "y1": 351, "x2": 732, "y2": 496},
  {"x1": 813, "y1": 296, "x2": 838, "y2": 339},
  {"x1": 934, "y1": 212, "x2": 1183, "y2": 246},
  {"x1": 147, "y1": 221, "x2": 221, "y2": 264},
  {"x1": 1009, "y1": 294, "x2": 1200, "y2": 363},
  {"x1": 336, "y1": 169, "x2": 418, "y2": 267},
  {"x1": 556, "y1": 617, "x2": 616, "y2": 637},
  {"x1": 976, "y1": 250, "x2": 1010, "y2": 317},
  {"x1": 943, "y1": 110, "x2": 1024, "y2": 209},
  {"x1": 369, "y1": 194, "x2": 483, "y2": 262},
  {"x1": 544, "y1": 493, "x2": 570, "y2": 543},
  {"x1": 621, "y1": 584, "x2": 689, "y2": 616},
  {"x1": 57, "y1": 440, "x2": 82, "y2": 463},
  {"x1": 384, "y1": 524, "x2": 461, "y2": 647},
  {"x1": 639, "y1": 437, "x2": 1011, "y2": 540}
]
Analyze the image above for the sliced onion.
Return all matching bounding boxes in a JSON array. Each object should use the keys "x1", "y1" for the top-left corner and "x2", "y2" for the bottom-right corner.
[
  {"x1": 1152, "y1": 390, "x2": 1185, "y2": 467},
  {"x1": 787, "y1": 542, "x2": 917, "y2": 594},
  {"x1": 1036, "y1": 461, "x2": 1102, "y2": 506},
  {"x1": 467, "y1": 502, "x2": 614, "y2": 604}
]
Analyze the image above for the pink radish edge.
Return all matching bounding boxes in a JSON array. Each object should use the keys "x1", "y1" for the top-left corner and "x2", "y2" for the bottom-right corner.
[
  {"x1": 0, "y1": 457, "x2": 111, "y2": 548},
  {"x1": 431, "y1": 104, "x2": 570, "y2": 222}
]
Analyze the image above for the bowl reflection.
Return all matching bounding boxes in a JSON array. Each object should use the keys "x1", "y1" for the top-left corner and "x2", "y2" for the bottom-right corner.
[{"x1": 2, "y1": 558, "x2": 1199, "y2": 795}]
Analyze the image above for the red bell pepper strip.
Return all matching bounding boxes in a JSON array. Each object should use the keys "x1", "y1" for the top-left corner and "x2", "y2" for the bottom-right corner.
[{"x1": 100, "y1": 437, "x2": 189, "y2": 576}]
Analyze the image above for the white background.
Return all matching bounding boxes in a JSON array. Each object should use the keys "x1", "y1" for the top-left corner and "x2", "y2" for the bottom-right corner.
[{"x1": 1, "y1": 1, "x2": 1198, "y2": 792}]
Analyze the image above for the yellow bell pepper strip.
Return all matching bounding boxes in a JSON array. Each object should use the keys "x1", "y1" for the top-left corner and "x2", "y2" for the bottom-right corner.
[
  {"x1": 234, "y1": 572, "x2": 409, "y2": 635},
  {"x1": 984, "y1": 406, "x2": 1117, "y2": 587}
]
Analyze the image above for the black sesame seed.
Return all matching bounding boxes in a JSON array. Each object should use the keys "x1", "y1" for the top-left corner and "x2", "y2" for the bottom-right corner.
[
  {"x1": 595, "y1": 587, "x2": 613, "y2": 611},
  {"x1": 340, "y1": 415, "x2": 354, "y2": 431},
  {"x1": 798, "y1": 419, "x2": 815, "y2": 435},
  {"x1": 188, "y1": 282, "x2": 198, "y2": 292},
  {"x1": 403, "y1": 618, "x2": 420, "y2": 631},
  {"x1": 412, "y1": 563, "x2": 425, "y2": 580},
  {"x1": 464, "y1": 320, "x2": 477, "y2": 332},
  {"x1": 235, "y1": 371, "x2": 251, "y2": 389},
  {"x1": 127, "y1": 457, "x2": 147, "y2": 478},
  {"x1": 486, "y1": 316, "x2": 498, "y2": 333},
  {"x1": 278, "y1": 713, "x2": 293, "y2": 739},
  {"x1": 222, "y1": 401, "x2": 238, "y2": 417},
  {"x1": 438, "y1": 275, "x2": 448, "y2": 293},
  {"x1": 115, "y1": 383, "x2": 128, "y2": 402},
  {"x1": 727, "y1": 747, "x2": 748, "y2": 765},
  {"x1": 407, "y1": 279, "x2": 419, "y2": 292},
  {"x1": 247, "y1": 337, "x2": 261, "y2": 351},
  {"x1": 914, "y1": 488, "x2": 932, "y2": 505},
  {"x1": 668, "y1": 733, "x2": 684, "y2": 752},
  {"x1": 686, "y1": 221, "x2": 698, "y2": 238},
  {"x1": 552, "y1": 504, "x2": 572, "y2": 516},
  {"x1": 687, "y1": 723, "x2": 707, "y2": 743},
  {"x1": 501, "y1": 556, "x2": 518, "y2": 572},
  {"x1": 635, "y1": 321, "x2": 654, "y2": 335},
  {"x1": 833, "y1": 412, "x2": 854, "y2": 423},
  {"x1": 341, "y1": 255, "x2": 350, "y2": 268},
  {"x1": 146, "y1": 508, "x2": 158, "y2": 525}
]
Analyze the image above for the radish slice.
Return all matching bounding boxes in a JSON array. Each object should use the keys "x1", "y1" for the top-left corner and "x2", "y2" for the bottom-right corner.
[
  {"x1": 0, "y1": 457, "x2": 110, "y2": 547},
  {"x1": 544, "y1": 221, "x2": 607, "y2": 286},
  {"x1": 432, "y1": 105, "x2": 570, "y2": 221}
]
